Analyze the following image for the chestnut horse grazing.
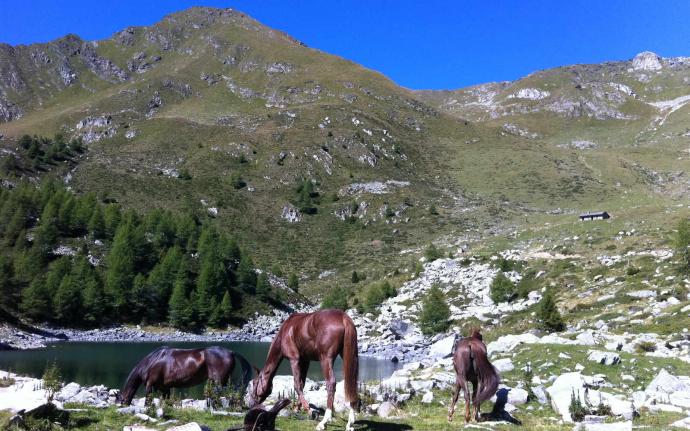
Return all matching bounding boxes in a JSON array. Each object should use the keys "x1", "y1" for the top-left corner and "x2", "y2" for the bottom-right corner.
[
  {"x1": 118, "y1": 346, "x2": 252, "y2": 405},
  {"x1": 448, "y1": 328, "x2": 500, "y2": 423},
  {"x1": 248, "y1": 309, "x2": 359, "y2": 431}
]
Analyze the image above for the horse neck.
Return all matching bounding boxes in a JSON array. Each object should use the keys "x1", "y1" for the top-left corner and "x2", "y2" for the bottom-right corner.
[
  {"x1": 122, "y1": 368, "x2": 143, "y2": 403},
  {"x1": 261, "y1": 333, "x2": 284, "y2": 380}
]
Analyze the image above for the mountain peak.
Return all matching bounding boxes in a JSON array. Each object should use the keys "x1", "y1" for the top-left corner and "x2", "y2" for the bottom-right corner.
[{"x1": 632, "y1": 51, "x2": 663, "y2": 71}]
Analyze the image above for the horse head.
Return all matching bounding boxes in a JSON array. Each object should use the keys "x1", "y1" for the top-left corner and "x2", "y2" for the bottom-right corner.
[
  {"x1": 114, "y1": 389, "x2": 131, "y2": 406},
  {"x1": 469, "y1": 327, "x2": 483, "y2": 341},
  {"x1": 247, "y1": 366, "x2": 272, "y2": 408}
]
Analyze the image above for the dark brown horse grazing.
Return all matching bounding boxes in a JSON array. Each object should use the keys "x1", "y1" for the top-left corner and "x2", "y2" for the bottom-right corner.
[
  {"x1": 448, "y1": 328, "x2": 500, "y2": 423},
  {"x1": 118, "y1": 346, "x2": 252, "y2": 405},
  {"x1": 247, "y1": 309, "x2": 359, "y2": 431}
]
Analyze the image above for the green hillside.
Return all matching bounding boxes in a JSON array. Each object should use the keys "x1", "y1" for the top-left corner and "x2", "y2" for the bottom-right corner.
[{"x1": 1, "y1": 8, "x2": 689, "y2": 301}]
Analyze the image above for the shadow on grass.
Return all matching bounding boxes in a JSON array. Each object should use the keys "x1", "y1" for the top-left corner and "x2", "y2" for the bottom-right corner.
[
  {"x1": 482, "y1": 387, "x2": 522, "y2": 425},
  {"x1": 354, "y1": 420, "x2": 413, "y2": 430}
]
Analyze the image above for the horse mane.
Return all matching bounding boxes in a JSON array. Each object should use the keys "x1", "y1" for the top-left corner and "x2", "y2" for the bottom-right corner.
[{"x1": 121, "y1": 346, "x2": 170, "y2": 404}]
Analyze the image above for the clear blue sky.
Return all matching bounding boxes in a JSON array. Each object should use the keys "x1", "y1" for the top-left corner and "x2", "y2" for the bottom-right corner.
[{"x1": 1, "y1": 1, "x2": 689, "y2": 90}]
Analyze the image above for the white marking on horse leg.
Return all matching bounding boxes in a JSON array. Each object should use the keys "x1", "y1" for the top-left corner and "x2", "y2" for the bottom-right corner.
[
  {"x1": 346, "y1": 406, "x2": 356, "y2": 431},
  {"x1": 316, "y1": 408, "x2": 332, "y2": 430}
]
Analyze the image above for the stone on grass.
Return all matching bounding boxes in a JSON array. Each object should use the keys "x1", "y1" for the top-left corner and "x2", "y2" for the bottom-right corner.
[
  {"x1": 671, "y1": 416, "x2": 690, "y2": 429},
  {"x1": 587, "y1": 350, "x2": 621, "y2": 366},
  {"x1": 377, "y1": 401, "x2": 395, "y2": 418},
  {"x1": 646, "y1": 369, "x2": 690, "y2": 394},
  {"x1": 428, "y1": 335, "x2": 456, "y2": 359},
  {"x1": 421, "y1": 391, "x2": 434, "y2": 403},
  {"x1": 493, "y1": 358, "x2": 514, "y2": 373},
  {"x1": 546, "y1": 372, "x2": 585, "y2": 422}
]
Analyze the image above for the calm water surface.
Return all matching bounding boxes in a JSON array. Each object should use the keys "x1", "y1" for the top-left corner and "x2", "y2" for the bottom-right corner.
[{"x1": 0, "y1": 342, "x2": 399, "y2": 397}]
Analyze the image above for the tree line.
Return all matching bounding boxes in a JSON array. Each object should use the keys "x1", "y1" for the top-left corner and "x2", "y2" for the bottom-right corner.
[{"x1": 0, "y1": 181, "x2": 285, "y2": 329}]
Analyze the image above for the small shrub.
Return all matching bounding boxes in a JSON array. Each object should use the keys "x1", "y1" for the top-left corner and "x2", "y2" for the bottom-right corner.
[
  {"x1": 522, "y1": 364, "x2": 536, "y2": 402},
  {"x1": 230, "y1": 173, "x2": 246, "y2": 189},
  {"x1": 497, "y1": 258, "x2": 516, "y2": 272},
  {"x1": 626, "y1": 265, "x2": 640, "y2": 276},
  {"x1": 204, "y1": 380, "x2": 223, "y2": 409},
  {"x1": 676, "y1": 219, "x2": 690, "y2": 273},
  {"x1": 178, "y1": 168, "x2": 192, "y2": 180},
  {"x1": 359, "y1": 280, "x2": 397, "y2": 314},
  {"x1": 636, "y1": 341, "x2": 657, "y2": 353},
  {"x1": 569, "y1": 390, "x2": 587, "y2": 422},
  {"x1": 490, "y1": 272, "x2": 517, "y2": 303},
  {"x1": 424, "y1": 244, "x2": 443, "y2": 262},
  {"x1": 322, "y1": 287, "x2": 349, "y2": 311},
  {"x1": 517, "y1": 270, "x2": 540, "y2": 298},
  {"x1": 351, "y1": 271, "x2": 359, "y2": 284},
  {"x1": 42, "y1": 361, "x2": 62, "y2": 403}
]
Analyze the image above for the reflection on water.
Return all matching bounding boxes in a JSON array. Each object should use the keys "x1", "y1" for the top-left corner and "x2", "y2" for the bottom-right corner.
[{"x1": 0, "y1": 342, "x2": 399, "y2": 397}]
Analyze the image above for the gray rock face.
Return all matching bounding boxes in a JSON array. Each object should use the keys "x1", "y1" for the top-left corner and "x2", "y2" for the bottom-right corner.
[
  {"x1": 281, "y1": 204, "x2": 301, "y2": 223},
  {"x1": 0, "y1": 98, "x2": 22, "y2": 122},
  {"x1": 632, "y1": 51, "x2": 663, "y2": 71}
]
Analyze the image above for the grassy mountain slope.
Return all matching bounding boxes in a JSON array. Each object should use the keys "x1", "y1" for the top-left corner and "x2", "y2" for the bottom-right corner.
[{"x1": 0, "y1": 10, "x2": 688, "y2": 295}]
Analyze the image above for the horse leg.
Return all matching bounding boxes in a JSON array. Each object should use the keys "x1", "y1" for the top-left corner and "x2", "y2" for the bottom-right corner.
[
  {"x1": 464, "y1": 380, "x2": 472, "y2": 423},
  {"x1": 472, "y1": 379, "x2": 480, "y2": 421},
  {"x1": 316, "y1": 357, "x2": 335, "y2": 431},
  {"x1": 145, "y1": 380, "x2": 154, "y2": 406},
  {"x1": 299, "y1": 359, "x2": 311, "y2": 412},
  {"x1": 448, "y1": 377, "x2": 462, "y2": 422},
  {"x1": 289, "y1": 359, "x2": 310, "y2": 412}
]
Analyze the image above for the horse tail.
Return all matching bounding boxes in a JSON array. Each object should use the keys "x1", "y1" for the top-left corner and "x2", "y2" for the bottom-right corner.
[
  {"x1": 342, "y1": 313, "x2": 359, "y2": 407},
  {"x1": 471, "y1": 343, "x2": 500, "y2": 404},
  {"x1": 234, "y1": 352, "x2": 253, "y2": 389}
]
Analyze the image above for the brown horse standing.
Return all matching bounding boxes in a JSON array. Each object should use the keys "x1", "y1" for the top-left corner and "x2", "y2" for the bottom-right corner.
[
  {"x1": 247, "y1": 309, "x2": 359, "y2": 431},
  {"x1": 448, "y1": 328, "x2": 500, "y2": 423},
  {"x1": 118, "y1": 346, "x2": 252, "y2": 405}
]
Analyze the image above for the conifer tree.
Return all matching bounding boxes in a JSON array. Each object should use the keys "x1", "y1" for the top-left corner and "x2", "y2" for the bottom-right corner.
[
  {"x1": 103, "y1": 205, "x2": 121, "y2": 239},
  {"x1": 169, "y1": 277, "x2": 191, "y2": 329},
  {"x1": 20, "y1": 277, "x2": 51, "y2": 320},
  {"x1": 88, "y1": 205, "x2": 105, "y2": 240},
  {"x1": 58, "y1": 196, "x2": 76, "y2": 234},
  {"x1": 146, "y1": 247, "x2": 182, "y2": 321},
  {"x1": 237, "y1": 254, "x2": 256, "y2": 294},
  {"x1": 220, "y1": 290, "x2": 233, "y2": 322},
  {"x1": 351, "y1": 271, "x2": 359, "y2": 284},
  {"x1": 105, "y1": 224, "x2": 135, "y2": 314},
  {"x1": 537, "y1": 288, "x2": 565, "y2": 332},
  {"x1": 82, "y1": 277, "x2": 106, "y2": 325},
  {"x1": 256, "y1": 272, "x2": 271, "y2": 302},
  {"x1": 418, "y1": 284, "x2": 451, "y2": 335},
  {"x1": 287, "y1": 273, "x2": 299, "y2": 293},
  {"x1": 54, "y1": 274, "x2": 82, "y2": 324}
]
